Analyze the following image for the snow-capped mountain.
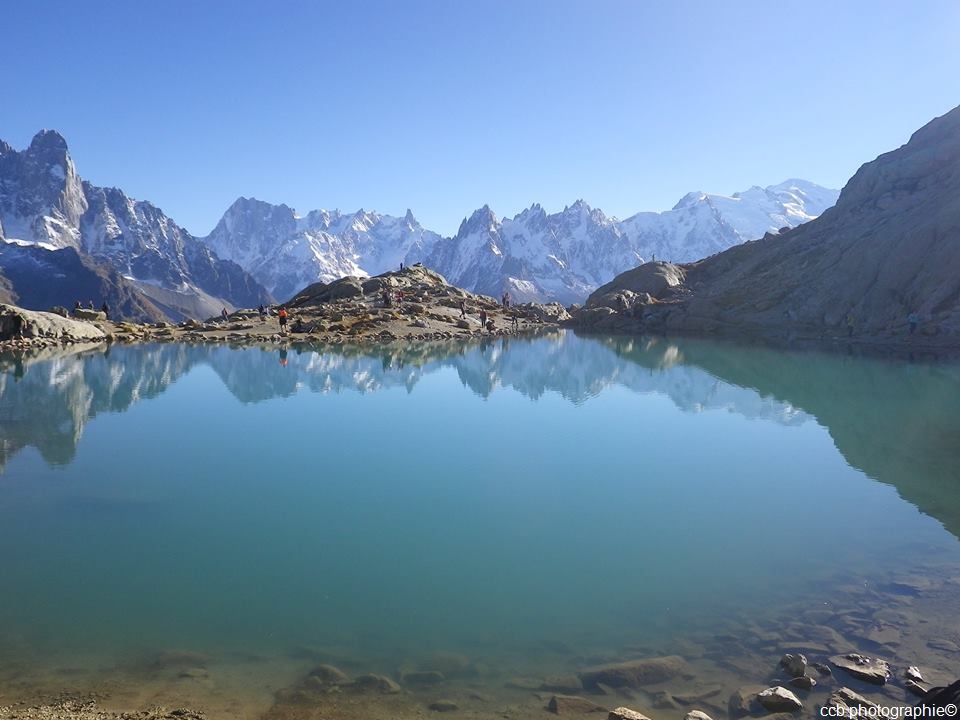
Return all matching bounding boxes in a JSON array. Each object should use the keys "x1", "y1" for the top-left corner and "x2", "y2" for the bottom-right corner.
[
  {"x1": 204, "y1": 198, "x2": 442, "y2": 301},
  {"x1": 1, "y1": 128, "x2": 838, "y2": 312},
  {"x1": 203, "y1": 180, "x2": 838, "y2": 304},
  {"x1": 0, "y1": 131, "x2": 271, "y2": 320},
  {"x1": 617, "y1": 179, "x2": 838, "y2": 264}
]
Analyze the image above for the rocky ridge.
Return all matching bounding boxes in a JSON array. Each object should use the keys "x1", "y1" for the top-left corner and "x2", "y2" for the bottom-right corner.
[
  {"x1": 572, "y1": 104, "x2": 960, "y2": 347},
  {"x1": 0, "y1": 266, "x2": 566, "y2": 353}
]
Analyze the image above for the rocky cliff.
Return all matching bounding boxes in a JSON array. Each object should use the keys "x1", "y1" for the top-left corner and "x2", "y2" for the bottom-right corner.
[
  {"x1": 0, "y1": 131, "x2": 271, "y2": 321},
  {"x1": 575, "y1": 105, "x2": 960, "y2": 346}
]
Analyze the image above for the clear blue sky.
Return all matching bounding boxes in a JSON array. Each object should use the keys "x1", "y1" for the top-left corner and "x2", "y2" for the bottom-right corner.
[{"x1": 4, "y1": 0, "x2": 959, "y2": 236}]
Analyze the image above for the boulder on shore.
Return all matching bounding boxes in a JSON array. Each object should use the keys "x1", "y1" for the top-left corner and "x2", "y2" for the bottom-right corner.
[{"x1": 1, "y1": 304, "x2": 106, "y2": 343}]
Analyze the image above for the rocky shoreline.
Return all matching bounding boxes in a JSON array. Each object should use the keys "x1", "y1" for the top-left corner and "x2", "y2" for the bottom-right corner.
[
  {"x1": 2, "y1": 564, "x2": 958, "y2": 720},
  {"x1": 0, "y1": 266, "x2": 569, "y2": 353}
]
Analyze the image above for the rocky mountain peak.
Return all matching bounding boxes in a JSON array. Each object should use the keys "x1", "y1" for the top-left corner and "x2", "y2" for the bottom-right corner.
[
  {"x1": 458, "y1": 204, "x2": 500, "y2": 236},
  {"x1": 28, "y1": 129, "x2": 69, "y2": 155}
]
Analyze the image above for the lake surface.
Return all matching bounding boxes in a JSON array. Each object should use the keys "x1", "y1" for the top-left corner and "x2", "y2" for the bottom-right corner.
[{"x1": 1, "y1": 332, "x2": 959, "y2": 716}]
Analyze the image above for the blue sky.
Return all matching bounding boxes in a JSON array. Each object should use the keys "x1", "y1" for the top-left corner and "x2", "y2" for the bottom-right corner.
[{"x1": 4, "y1": 0, "x2": 959, "y2": 236}]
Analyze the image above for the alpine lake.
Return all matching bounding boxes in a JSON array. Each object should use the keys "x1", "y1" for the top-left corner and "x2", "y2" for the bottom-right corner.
[{"x1": 1, "y1": 331, "x2": 958, "y2": 719}]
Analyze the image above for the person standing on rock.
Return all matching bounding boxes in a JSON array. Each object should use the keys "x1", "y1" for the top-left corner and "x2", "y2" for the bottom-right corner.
[
  {"x1": 479, "y1": 309, "x2": 487, "y2": 329},
  {"x1": 459, "y1": 300, "x2": 467, "y2": 318},
  {"x1": 278, "y1": 306, "x2": 288, "y2": 333}
]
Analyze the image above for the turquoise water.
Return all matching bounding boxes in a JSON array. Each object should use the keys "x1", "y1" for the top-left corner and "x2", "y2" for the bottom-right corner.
[{"x1": 1, "y1": 333, "x2": 959, "y2": 691}]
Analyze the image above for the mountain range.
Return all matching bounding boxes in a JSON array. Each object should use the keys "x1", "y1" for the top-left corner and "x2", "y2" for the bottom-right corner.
[
  {"x1": 0, "y1": 129, "x2": 838, "y2": 318},
  {"x1": 205, "y1": 180, "x2": 837, "y2": 304}
]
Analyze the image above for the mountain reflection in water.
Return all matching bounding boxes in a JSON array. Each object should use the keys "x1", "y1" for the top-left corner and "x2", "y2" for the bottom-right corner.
[{"x1": 1, "y1": 332, "x2": 959, "y2": 540}]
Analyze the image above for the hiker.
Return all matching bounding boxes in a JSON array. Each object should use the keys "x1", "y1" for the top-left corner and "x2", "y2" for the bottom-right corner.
[
  {"x1": 486, "y1": 318, "x2": 495, "y2": 333},
  {"x1": 381, "y1": 289, "x2": 391, "y2": 307},
  {"x1": 221, "y1": 307, "x2": 229, "y2": 321},
  {"x1": 908, "y1": 311, "x2": 920, "y2": 335},
  {"x1": 74, "y1": 300, "x2": 82, "y2": 313},
  {"x1": 88, "y1": 300, "x2": 95, "y2": 310},
  {"x1": 479, "y1": 309, "x2": 487, "y2": 329},
  {"x1": 278, "y1": 306, "x2": 288, "y2": 333},
  {"x1": 258, "y1": 304, "x2": 266, "y2": 321},
  {"x1": 502, "y1": 292, "x2": 510, "y2": 308},
  {"x1": 400, "y1": 262, "x2": 404, "y2": 271},
  {"x1": 512, "y1": 313, "x2": 519, "y2": 330},
  {"x1": 459, "y1": 300, "x2": 467, "y2": 318}
]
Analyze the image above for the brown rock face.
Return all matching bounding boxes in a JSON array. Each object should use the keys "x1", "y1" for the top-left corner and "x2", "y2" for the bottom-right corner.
[{"x1": 577, "y1": 104, "x2": 960, "y2": 347}]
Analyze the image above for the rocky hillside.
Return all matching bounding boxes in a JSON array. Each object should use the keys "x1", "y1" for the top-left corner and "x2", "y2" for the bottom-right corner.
[
  {"x1": 0, "y1": 242, "x2": 167, "y2": 321},
  {"x1": 0, "y1": 131, "x2": 271, "y2": 321},
  {"x1": 575, "y1": 104, "x2": 960, "y2": 347}
]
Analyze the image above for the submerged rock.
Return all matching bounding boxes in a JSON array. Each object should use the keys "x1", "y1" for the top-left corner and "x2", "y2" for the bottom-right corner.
[
  {"x1": 427, "y1": 699, "x2": 459, "y2": 712},
  {"x1": 830, "y1": 654, "x2": 891, "y2": 685},
  {"x1": 579, "y1": 655, "x2": 690, "y2": 689},
  {"x1": 308, "y1": 663, "x2": 352, "y2": 685},
  {"x1": 789, "y1": 676, "x2": 816, "y2": 691},
  {"x1": 353, "y1": 673, "x2": 401, "y2": 694},
  {"x1": 547, "y1": 694, "x2": 606, "y2": 714},
  {"x1": 779, "y1": 653, "x2": 807, "y2": 678}
]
